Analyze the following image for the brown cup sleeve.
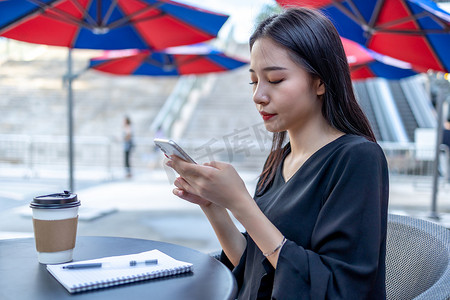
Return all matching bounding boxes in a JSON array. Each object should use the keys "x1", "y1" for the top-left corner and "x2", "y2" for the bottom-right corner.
[{"x1": 33, "y1": 217, "x2": 78, "y2": 252}]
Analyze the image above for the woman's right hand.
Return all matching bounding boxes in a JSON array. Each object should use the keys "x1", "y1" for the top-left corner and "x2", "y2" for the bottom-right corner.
[{"x1": 173, "y1": 177, "x2": 212, "y2": 207}]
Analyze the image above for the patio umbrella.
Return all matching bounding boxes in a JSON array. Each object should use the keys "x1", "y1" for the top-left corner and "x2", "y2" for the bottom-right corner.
[
  {"x1": 342, "y1": 37, "x2": 418, "y2": 80},
  {"x1": 88, "y1": 44, "x2": 248, "y2": 76},
  {"x1": 0, "y1": 0, "x2": 229, "y2": 191},
  {"x1": 0, "y1": 0, "x2": 228, "y2": 50},
  {"x1": 276, "y1": 0, "x2": 450, "y2": 73}
]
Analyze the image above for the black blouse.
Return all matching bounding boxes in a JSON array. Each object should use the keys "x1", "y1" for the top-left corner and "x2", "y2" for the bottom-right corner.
[{"x1": 221, "y1": 134, "x2": 389, "y2": 299}]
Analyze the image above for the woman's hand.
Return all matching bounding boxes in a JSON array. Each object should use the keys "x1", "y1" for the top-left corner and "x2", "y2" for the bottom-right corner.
[
  {"x1": 173, "y1": 177, "x2": 212, "y2": 207},
  {"x1": 166, "y1": 156, "x2": 253, "y2": 213},
  {"x1": 168, "y1": 156, "x2": 284, "y2": 269}
]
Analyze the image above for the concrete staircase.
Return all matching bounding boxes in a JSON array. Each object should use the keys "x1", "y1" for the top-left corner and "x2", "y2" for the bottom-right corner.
[{"x1": 0, "y1": 42, "x2": 177, "y2": 138}]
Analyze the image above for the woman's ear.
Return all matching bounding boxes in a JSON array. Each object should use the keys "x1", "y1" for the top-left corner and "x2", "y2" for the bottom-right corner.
[{"x1": 315, "y1": 79, "x2": 325, "y2": 96}]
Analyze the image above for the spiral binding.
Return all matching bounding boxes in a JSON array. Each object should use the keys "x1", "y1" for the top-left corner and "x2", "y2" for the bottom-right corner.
[{"x1": 71, "y1": 265, "x2": 193, "y2": 293}]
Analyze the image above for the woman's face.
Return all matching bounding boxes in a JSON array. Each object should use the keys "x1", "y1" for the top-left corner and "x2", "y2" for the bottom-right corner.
[{"x1": 249, "y1": 38, "x2": 325, "y2": 134}]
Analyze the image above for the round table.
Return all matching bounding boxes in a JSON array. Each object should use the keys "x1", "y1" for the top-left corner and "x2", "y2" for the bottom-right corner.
[{"x1": 0, "y1": 236, "x2": 237, "y2": 299}]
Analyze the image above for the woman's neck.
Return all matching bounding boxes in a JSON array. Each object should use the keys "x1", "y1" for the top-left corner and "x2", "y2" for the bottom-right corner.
[
  {"x1": 282, "y1": 122, "x2": 343, "y2": 182},
  {"x1": 287, "y1": 120, "x2": 344, "y2": 159}
]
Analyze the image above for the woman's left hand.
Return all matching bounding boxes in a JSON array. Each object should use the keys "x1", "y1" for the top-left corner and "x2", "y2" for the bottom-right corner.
[{"x1": 166, "y1": 156, "x2": 252, "y2": 212}]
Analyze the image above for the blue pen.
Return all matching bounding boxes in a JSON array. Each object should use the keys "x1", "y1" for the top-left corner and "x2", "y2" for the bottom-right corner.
[{"x1": 63, "y1": 259, "x2": 158, "y2": 269}]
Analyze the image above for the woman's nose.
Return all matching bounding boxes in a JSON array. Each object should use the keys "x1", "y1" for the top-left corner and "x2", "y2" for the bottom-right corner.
[{"x1": 252, "y1": 83, "x2": 269, "y2": 106}]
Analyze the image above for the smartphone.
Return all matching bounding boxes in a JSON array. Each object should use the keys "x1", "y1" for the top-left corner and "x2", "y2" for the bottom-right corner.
[{"x1": 154, "y1": 138, "x2": 197, "y2": 164}]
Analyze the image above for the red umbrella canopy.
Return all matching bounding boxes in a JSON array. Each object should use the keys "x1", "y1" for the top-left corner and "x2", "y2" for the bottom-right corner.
[
  {"x1": 342, "y1": 37, "x2": 419, "y2": 80},
  {"x1": 0, "y1": 0, "x2": 229, "y2": 50},
  {"x1": 88, "y1": 44, "x2": 248, "y2": 76},
  {"x1": 276, "y1": 0, "x2": 450, "y2": 73}
]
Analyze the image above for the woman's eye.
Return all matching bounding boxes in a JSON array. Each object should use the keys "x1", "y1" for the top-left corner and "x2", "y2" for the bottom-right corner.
[
  {"x1": 269, "y1": 79, "x2": 283, "y2": 84},
  {"x1": 249, "y1": 78, "x2": 283, "y2": 85}
]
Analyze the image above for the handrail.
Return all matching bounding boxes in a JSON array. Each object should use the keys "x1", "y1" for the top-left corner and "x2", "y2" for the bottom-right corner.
[
  {"x1": 367, "y1": 79, "x2": 410, "y2": 142},
  {"x1": 400, "y1": 76, "x2": 437, "y2": 128},
  {"x1": 366, "y1": 80, "x2": 394, "y2": 141},
  {"x1": 149, "y1": 75, "x2": 198, "y2": 138}
]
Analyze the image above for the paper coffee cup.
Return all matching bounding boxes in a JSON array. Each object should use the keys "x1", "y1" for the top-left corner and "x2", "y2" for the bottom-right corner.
[{"x1": 30, "y1": 191, "x2": 81, "y2": 264}]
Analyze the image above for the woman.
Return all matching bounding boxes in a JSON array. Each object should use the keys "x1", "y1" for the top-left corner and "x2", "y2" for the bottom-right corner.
[
  {"x1": 166, "y1": 7, "x2": 389, "y2": 299},
  {"x1": 123, "y1": 116, "x2": 134, "y2": 178}
]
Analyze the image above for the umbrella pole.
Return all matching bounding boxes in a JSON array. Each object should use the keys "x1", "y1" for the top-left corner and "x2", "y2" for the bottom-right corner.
[
  {"x1": 430, "y1": 88, "x2": 445, "y2": 220},
  {"x1": 67, "y1": 49, "x2": 74, "y2": 192}
]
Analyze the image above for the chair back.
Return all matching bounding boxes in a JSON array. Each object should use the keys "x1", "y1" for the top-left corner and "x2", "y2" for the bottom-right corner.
[{"x1": 386, "y1": 214, "x2": 450, "y2": 300}]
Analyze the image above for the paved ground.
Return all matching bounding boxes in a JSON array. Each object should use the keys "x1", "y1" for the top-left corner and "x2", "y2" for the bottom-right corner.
[{"x1": 1, "y1": 167, "x2": 449, "y2": 255}]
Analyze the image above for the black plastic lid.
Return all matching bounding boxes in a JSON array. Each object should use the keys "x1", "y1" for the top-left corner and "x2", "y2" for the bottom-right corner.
[{"x1": 30, "y1": 191, "x2": 80, "y2": 209}]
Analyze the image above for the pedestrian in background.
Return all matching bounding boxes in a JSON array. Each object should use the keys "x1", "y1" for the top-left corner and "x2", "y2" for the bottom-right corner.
[
  {"x1": 123, "y1": 116, "x2": 134, "y2": 178},
  {"x1": 166, "y1": 7, "x2": 389, "y2": 299}
]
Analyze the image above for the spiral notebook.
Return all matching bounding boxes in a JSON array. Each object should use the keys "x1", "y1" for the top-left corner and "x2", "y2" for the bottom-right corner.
[{"x1": 47, "y1": 249, "x2": 193, "y2": 293}]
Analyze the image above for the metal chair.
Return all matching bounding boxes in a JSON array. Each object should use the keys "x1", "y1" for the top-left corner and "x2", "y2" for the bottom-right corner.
[{"x1": 386, "y1": 214, "x2": 450, "y2": 300}]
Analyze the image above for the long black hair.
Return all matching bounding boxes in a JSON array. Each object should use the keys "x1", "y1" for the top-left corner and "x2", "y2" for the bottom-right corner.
[{"x1": 251, "y1": 7, "x2": 376, "y2": 194}]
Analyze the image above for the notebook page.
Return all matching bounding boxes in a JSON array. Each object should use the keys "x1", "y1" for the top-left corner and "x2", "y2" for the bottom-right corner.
[{"x1": 47, "y1": 249, "x2": 193, "y2": 292}]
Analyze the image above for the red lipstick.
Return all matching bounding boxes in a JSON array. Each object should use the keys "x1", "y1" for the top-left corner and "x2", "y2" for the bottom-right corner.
[{"x1": 260, "y1": 111, "x2": 276, "y2": 121}]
